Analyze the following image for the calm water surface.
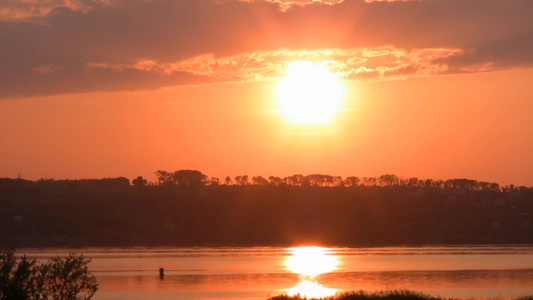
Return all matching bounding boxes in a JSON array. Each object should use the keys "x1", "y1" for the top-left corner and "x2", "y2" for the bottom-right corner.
[{"x1": 20, "y1": 246, "x2": 533, "y2": 300}]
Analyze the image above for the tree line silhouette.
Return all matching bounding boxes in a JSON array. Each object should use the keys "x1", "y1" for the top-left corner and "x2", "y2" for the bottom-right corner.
[
  {"x1": 1, "y1": 169, "x2": 531, "y2": 247},
  {"x1": 149, "y1": 170, "x2": 525, "y2": 193},
  {"x1": 1, "y1": 170, "x2": 529, "y2": 193}
]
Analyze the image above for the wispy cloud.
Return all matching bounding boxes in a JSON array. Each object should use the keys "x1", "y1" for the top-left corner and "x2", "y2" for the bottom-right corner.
[
  {"x1": 231, "y1": 0, "x2": 345, "y2": 12},
  {"x1": 0, "y1": 0, "x2": 344, "y2": 21},
  {"x1": 0, "y1": 0, "x2": 112, "y2": 21},
  {"x1": 364, "y1": 0, "x2": 419, "y2": 2},
  {"x1": 119, "y1": 47, "x2": 466, "y2": 81},
  {"x1": 85, "y1": 46, "x2": 473, "y2": 85}
]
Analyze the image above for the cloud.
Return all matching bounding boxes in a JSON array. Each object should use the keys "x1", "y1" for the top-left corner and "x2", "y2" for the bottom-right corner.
[
  {"x1": 364, "y1": 0, "x2": 419, "y2": 2},
  {"x1": 0, "y1": 0, "x2": 345, "y2": 21},
  {"x1": 85, "y1": 46, "x2": 471, "y2": 83},
  {"x1": 0, "y1": 0, "x2": 112, "y2": 21},
  {"x1": 163, "y1": 47, "x2": 469, "y2": 81},
  {"x1": 0, "y1": 0, "x2": 531, "y2": 98},
  {"x1": 33, "y1": 64, "x2": 62, "y2": 74},
  {"x1": 231, "y1": 0, "x2": 345, "y2": 12}
]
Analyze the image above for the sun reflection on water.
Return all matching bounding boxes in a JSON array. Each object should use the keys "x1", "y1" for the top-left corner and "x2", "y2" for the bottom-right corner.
[
  {"x1": 286, "y1": 279, "x2": 337, "y2": 299},
  {"x1": 285, "y1": 246, "x2": 338, "y2": 299}
]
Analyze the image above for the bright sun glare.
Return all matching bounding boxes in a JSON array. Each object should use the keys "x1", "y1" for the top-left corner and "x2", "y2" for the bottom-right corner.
[
  {"x1": 276, "y1": 61, "x2": 344, "y2": 125},
  {"x1": 285, "y1": 246, "x2": 338, "y2": 277},
  {"x1": 285, "y1": 246, "x2": 338, "y2": 299}
]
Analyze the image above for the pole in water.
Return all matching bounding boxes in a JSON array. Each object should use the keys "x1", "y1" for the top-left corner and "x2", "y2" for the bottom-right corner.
[{"x1": 159, "y1": 267, "x2": 164, "y2": 279}]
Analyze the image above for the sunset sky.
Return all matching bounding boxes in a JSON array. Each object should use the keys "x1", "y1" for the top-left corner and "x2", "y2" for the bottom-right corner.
[{"x1": 1, "y1": 0, "x2": 532, "y2": 186}]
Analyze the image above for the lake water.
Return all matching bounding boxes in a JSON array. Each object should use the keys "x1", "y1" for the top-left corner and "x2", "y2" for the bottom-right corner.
[{"x1": 19, "y1": 246, "x2": 533, "y2": 300}]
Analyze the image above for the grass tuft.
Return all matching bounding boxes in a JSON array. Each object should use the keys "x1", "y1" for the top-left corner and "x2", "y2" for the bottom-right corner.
[{"x1": 267, "y1": 290, "x2": 533, "y2": 300}]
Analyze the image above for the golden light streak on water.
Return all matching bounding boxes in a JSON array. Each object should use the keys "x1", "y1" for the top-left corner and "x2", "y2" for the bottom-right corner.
[
  {"x1": 285, "y1": 246, "x2": 338, "y2": 298},
  {"x1": 285, "y1": 246, "x2": 338, "y2": 277},
  {"x1": 286, "y1": 279, "x2": 337, "y2": 298}
]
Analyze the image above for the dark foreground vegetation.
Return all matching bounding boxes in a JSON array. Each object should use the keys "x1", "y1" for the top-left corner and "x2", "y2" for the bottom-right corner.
[
  {"x1": 1, "y1": 170, "x2": 532, "y2": 247},
  {"x1": 0, "y1": 248, "x2": 97, "y2": 300},
  {"x1": 267, "y1": 290, "x2": 533, "y2": 300}
]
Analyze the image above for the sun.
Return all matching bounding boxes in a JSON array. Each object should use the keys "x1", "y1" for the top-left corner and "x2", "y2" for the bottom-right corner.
[{"x1": 276, "y1": 61, "x2": 344, "y2": 125}]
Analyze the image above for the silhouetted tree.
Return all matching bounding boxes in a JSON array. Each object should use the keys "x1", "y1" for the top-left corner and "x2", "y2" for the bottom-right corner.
[
  {"x1": 378, "y1": 174, "x2": 400, "y2": 187},
  {"x1": 43, "y1": 254, "x2": 98, "y2": 300},
  {"x1": 479, "y1": 181, "x2": 491, "y2": 191},
  {"x1": 334, "y1": 176, "x2": 343, "y2": 187},
  {"x1": 155, "y1": 170, "x2": 173, "y2": 185},
  {"x1": 224, "y1": 176, "x2": 233, "y2": 185},
  {"x1": 325, "y1": 175, "x2": 335, "y2": 187},
  {"x1": 132, "y1": 176, "x2": 147, "y2": 188},
  {"x1": 0, "y1": 248, "x2": 36, "y2": 300},
  {"x1": 209, "y1": 177, "x2": 220, "y2": 186},
  {"x1": 234, "y1": 175, "x2": 249, "y2": 185},
  {"x1": 433, "y1": 179, "x2": 445, "y2": 189},
  {"x1": 445, "y1": 178, "x2": 479, "y2": 191},
  {"x1": 519, "y1": 186, "x2": 532, "y2": 193},
  {"x1": 286, "y1": 174, "x2": 304, "y2": 186},
  {"x1": 344, "y1": 176, "x2": 360, "y2": 187},
  {"x1": 268, "y1": 176, "x2": 283, "y2": 186},
  {"x1": 172, "y1": 170, "x2": 207, "y2": 187},
  {"x1": 94, "y1": 177, "x2": 130, "y2": 187},
  {"x1": 0, "y1": 249, "x2": 97, "y2": 300},
  {"x1": 304, "y1": 174, "x2": 325, "y2": 186},
  {"x1": 367, "y1": 177, "x2": 377, "y2": 186},
  {"x1": 252, "y1": 176, "x2": 269, "y2": 186}
]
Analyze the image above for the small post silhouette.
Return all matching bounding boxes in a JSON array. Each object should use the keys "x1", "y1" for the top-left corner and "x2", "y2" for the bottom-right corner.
[{"x1": 159, "y1": 267, "x2": 164, "y2": 279}]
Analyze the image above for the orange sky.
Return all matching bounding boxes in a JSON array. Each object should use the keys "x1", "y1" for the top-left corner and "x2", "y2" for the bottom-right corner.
[{"x1": 1, "y1": 0, "x2": 532, "y2": 186}]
